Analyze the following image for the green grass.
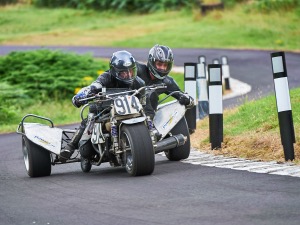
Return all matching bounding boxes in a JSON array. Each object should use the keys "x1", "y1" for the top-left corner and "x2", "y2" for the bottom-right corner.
[
  {"x1": 2, "y1": 99, "x2": 83, "y2": 134},
  {"x1": 0, "y1": 4, "x2": 299, "y2": 51},
  {"x1": 192, "y1": 87, "x2": 300, "y2": 164},
  {"x1": 224, "y1": 88, "x2": 300, "y2": 135}
]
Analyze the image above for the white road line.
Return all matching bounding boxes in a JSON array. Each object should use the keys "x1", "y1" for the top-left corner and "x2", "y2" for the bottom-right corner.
[{"x1": 159, "y1": 149, "x2": 300, "y2": 178}]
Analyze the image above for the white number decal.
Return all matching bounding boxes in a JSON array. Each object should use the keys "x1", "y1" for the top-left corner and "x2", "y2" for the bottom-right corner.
[
  {"x1": 91, "y1": 123, "x2": 105, "y2": 144},
  {"x1": 114, "y1": 96, "x2": 142, "y2": 115}
]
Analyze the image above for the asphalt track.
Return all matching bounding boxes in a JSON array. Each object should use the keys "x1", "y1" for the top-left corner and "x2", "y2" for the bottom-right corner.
[{"x1": 1, "y1": 46, "x2": 300, "y2": 225}]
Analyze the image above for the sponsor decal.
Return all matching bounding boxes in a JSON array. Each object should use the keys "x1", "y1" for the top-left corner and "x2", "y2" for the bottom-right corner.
[
  {"x1": 162, "y1": 111, "x2": 178, "y2": 129},
  {"x1": 34, "y1": 136, "x2": 56, "y2": 148}
]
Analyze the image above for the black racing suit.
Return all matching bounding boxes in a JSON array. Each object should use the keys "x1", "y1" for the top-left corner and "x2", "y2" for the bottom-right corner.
[
  {"x1": 75, "y1": 70, "x2": 155, "y2": 119},
  {"x1": 136, "y1": 61, "x2": 185, "y2": 112},
  {"x1": 63, "y1": 70, "x2": 155, "y2": 159}
]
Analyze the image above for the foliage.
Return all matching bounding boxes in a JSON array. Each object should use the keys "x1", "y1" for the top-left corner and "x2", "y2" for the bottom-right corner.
[
  {"x1": 0, "y1": 49, "x2": 107, "y2": 100},
  {"x1": 247, "y1": 0, "x2": 300, "y2": 12},
  {"x1": 223, "y1": 0, "x2": 247, "y2": 7},
  {"x1": 33, "y1": 0, "x2": 196, "y2": 13},
  {"x1": 0, "y1": 49, "x2": 108, "y2": 124},
  {"x1": 0, "y1": 0, "x2": 17, "y2": 5},
  {"x1": 0, "y1": 82, "x2": 29, "y2": 125}
]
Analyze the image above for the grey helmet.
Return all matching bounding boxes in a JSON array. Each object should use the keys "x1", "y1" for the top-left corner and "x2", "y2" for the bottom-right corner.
[
  {"x1": 110, "y1": 50, "x2": 137, "y2": 86},
  {"x1": 147, "y1": 44, "x2": 174, "y2": 80}
]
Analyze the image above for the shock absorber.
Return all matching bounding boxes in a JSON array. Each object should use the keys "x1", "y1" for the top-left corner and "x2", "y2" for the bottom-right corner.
[
  {"x1": 111, "y1": 122, "x2": 119, "y2": 152},
  {"x1": 111, "y1": 124, "x2": 118, "y2": 138},
  {"x1": 111, "y1": 123, "x2": 118, "y2": 137},
  {"x1": 147, "y1": 116, "x2": 153, "y2": 130},
  {"x1": 147, "y1": 116, "x2": 158, "y2": 144}
]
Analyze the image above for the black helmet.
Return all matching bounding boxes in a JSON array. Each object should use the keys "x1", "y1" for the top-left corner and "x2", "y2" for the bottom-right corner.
[
  {"x1": 147, "y1": 44, "x2": 174, "y2": 80},
  {"x1": 110, "y1": 50, "x2": 137, "y2": 86}
]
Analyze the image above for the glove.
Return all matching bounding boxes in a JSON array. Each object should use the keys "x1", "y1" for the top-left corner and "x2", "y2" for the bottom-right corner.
[
  {"x1": 72, "y1": 92, "x2": 87, "y2": 108},
  {"x1": 179, "y1": 94, "x2": 194, "y2": 108}
]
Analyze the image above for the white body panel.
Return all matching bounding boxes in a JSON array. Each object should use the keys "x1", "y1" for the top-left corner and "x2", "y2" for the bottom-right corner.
[
  {"x1": 153, "y1": 101, "x2": 186, "y2": 139},
  {"x1": 23, "y1": 123, "x2": 63, "y2": 155}
]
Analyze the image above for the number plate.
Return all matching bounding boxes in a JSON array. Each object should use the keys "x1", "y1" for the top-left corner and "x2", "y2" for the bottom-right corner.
[
  {"x1": 91, "y1": 123, "x2": 105, "y2": 144},
  {"x1": 114, "y1": 95, "x2": 142, "y2": 115}
]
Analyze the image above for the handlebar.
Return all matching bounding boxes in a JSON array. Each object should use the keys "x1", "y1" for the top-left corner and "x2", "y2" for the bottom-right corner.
[
  {"x1": 158, "y1": 90, "x2": 183, "y2": 104},
  {"x1": 78, "y1": 84, "x2": 167, "y2": 103},
  {"x1": 132, "y1": 84, "x2": 167, "y2": 96}
]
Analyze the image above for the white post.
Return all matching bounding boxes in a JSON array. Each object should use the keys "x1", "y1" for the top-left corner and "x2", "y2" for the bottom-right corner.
[
  {"x1": 184, "y1": 63, "x2": 197, "y2": 133},
  {"x1": 197, "y1": 62, "x2": 209, "y2": 119},
  {"x1": 221, "y1": 56, "x2": 231, "y2": 90}
]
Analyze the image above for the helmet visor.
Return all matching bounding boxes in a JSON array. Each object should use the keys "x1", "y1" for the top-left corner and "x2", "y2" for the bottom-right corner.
[
  {"x1": 116, "y1": 67, "x2": 137, "y2": 81},
  {"x1": 154, "y1": 60, "x2": 173, "y2": 74}
]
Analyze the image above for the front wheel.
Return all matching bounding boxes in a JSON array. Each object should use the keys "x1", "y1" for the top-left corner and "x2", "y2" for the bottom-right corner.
[
  {"x1": 22, "y1": 136, "x2": 51, "y2": 177},
  {"x1": 80, "y1": 157, "x2": 92, "y2": 173},
  {"x1": 120, "y1": 123, "x2": 154, "y2": 176},
  {"x1": 164, "y1": 117, "x2": 190, "y2": 161}
]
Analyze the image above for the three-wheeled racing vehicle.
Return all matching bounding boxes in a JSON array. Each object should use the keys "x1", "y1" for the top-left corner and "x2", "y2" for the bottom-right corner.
[{"x1": 17, "y1": 85, "x2": 191, "y2": 177}]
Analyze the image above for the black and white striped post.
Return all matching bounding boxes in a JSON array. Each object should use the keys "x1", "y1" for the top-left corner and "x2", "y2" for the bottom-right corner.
[
  {"x1": 271, "y1": 52, "x2": 295, "y2": 161},
  {"x1": 197, "y1": 62, "x2": 209, "y2": 119},
  {"x1": 208, "y1": 64, "x2": 223, "y2": 150},
  {"x1": 213, "y1": 59, "x2": 219, "y2": 64},
  {"x1": 198, "y1": 55, "x2": 208, "y2": 81},
  {"x1": 184, "y1": 63, "x2": 197, "y2": 133},
  {"x1": 221, "y1": 56, "x2": 231, "y2": 90},
  {"x1": 198, "y1": 55, "x2": 206, "y2": 64}
]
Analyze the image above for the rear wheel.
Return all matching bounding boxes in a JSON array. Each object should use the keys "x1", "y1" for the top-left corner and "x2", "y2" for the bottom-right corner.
[
  {"x1": 22, "y1": 136, "x2": 51, "y2": 177},
  {"x1": 164, "y1": 117, "x2": 190, "y2": 161},
  {"x1": 120, "y1": 123, "x2": 154, "y2": 176}
]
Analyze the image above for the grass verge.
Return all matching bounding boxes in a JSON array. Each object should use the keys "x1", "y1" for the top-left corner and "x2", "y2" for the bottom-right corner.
[
  {"x1": 191, "y1": 88, "x2": 300, "y2": 165},
  {"x1": 0, "y1": 4, "x2": 299, "y2": 51}
]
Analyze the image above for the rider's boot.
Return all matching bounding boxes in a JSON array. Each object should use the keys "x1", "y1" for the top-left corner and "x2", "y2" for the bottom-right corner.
[
  {"x1": 60, "y1": 142, "x2": 76, "y2": 160},
  {"x1": 59, "y1": 121, "x2": 86, "y2": 161}
]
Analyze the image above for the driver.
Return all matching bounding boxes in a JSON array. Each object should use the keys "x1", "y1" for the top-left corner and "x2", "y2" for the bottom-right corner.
[
  {"x1": 136, "y1": 44, "x2": 194, "y2": 112},
  {"x1": 60, "y1": 50, "x2": 154, "y2": 161}
]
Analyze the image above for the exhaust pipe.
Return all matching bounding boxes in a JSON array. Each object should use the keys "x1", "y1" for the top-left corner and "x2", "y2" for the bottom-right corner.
[{"x1": 154, "y1": 134, "x2": 187, "y2": 154}]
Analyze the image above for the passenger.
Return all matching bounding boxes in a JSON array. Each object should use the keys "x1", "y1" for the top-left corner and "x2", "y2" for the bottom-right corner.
[
  {"x1": 60, "y1": 50, "x2": 154, "y2": 161},
  {"x1": 136, "y1": 44, "x2": 194, "y2": 112}
]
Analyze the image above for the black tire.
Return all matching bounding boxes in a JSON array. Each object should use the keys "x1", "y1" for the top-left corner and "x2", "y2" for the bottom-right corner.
[
  {"x1": 80, "y1": 157, "x2": 92, "y2": 173},
  {"x1": 22, "y1": 136, "x2": 51, "y2": 177},
  {"x1": 164, "y1": 117, "x2": 190, "y2": 161},
  {"x1": 120, "y1": 123, "x2": 154, "y2": 176}
]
